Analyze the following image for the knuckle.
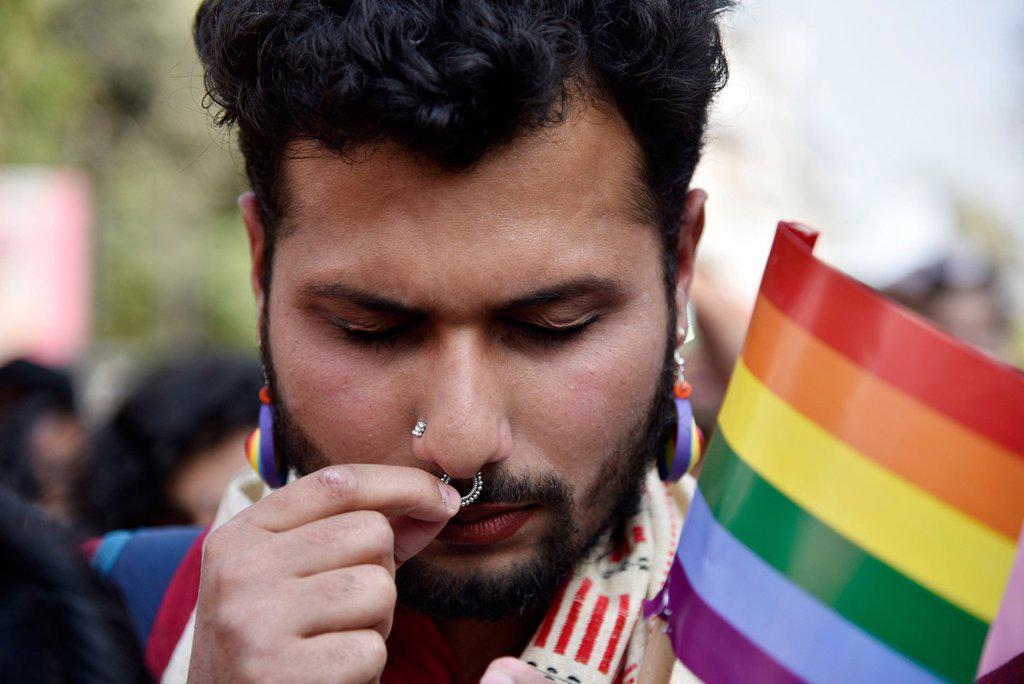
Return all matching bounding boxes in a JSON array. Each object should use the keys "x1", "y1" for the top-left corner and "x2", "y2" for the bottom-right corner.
[
  {"x1": 236, "y1": 652, "x2": 266, "y2": 684},
  {"x1": 316, "y1": 464, "x2": 358, "y2": 500},
  {"x1": 363, "y1": 565, "x2": 397, "y2": 606},
  {"x1": 202, "y1": 525, "x2": 233, "y2": 560},
  {"x1": 211, "y1": 600, "x2": 248, "y2": 638},
  {"x1": 359, "y1": 631, "x2": 388, "y2": 673},
  {"x1": 359, "y1": 511, "x2": 394, "y2": 548},
  {"x1": 207, "y1": 555, "x2": 251, "y2": 594}
]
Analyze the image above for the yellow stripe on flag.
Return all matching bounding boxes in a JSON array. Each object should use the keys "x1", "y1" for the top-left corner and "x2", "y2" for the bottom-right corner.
[{"x1": 718, "y1": 360, "x2": 1016, "y2": 622}]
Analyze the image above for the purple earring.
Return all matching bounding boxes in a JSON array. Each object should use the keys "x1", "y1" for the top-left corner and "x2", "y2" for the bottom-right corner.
[
  {"x1": 244, "y1": 386, "x2": 287, "y2": 488},
  {"x1": 659, "y1": 377, "x2": 703, "y2": 482},
  {"x1": 659, "y1": 316, "x2": 703, "y2": 482}
]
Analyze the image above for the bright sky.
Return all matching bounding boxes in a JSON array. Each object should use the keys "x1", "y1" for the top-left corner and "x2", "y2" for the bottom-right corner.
[{"x1": 695, "y1": 0, "x2": 1024, "y2": 299}]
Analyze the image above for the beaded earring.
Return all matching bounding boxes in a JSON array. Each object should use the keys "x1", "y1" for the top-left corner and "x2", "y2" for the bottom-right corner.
[
  {"x1": 658, "y1": 305, "x2": 704, "y2": 482},
  {"x1": 244, "y1": 385, "x2": 288, "y2": 488}
]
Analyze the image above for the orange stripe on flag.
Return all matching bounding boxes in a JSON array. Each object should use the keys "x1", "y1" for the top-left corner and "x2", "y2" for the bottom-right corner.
[
  {"x1": 760, "y1": 223, "x2": 1024, "y2": 455},
  {"x1": 743, "y1": 294, "x2": 1024, "y2": 540}
]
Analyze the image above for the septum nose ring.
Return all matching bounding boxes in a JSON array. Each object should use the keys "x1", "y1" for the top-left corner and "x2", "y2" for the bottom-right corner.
[
  {"x1": 440, "y1": 472, "x2": 483, "y2": 507},
  {"x1": 411, "y1": 419, "x2": 483, "y2": 507}
]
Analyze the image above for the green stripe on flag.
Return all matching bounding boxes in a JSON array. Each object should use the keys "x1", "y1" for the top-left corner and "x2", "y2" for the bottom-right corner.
[{"x1": 700, "y1": 430, "x2": 987, "y2": 683}]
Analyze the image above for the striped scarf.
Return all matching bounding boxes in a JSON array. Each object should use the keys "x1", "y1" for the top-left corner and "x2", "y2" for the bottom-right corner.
[
  {"x1": 162, "y1": 468, "x2": 696, "y2": 683},
  {"x1": 519, "y1": 467, "x2": 687, "y2": 683}
]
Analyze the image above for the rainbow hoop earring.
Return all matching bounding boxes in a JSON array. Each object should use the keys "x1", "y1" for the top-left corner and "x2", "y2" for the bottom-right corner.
[
  {"x1": 658, "y1": 377, "x2": 703, "y2": 482},
  {"x1": 245, "y1": 386, "x2": 288, "y2": 488},
  {"x1": 659, "y1": 311, "x2": 704, "y2": 482}
]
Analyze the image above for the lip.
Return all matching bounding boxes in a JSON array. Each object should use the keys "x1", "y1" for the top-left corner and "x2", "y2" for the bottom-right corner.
[{"x1": 436, "y1": 505, "x2": 535, "y2": 546}]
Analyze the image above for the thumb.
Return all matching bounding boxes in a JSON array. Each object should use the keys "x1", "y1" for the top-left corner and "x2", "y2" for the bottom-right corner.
[
  {"x1": 480, "y1": 657, "x2": 550, "y2": 684},
  {"x1": 389, "y1": 480, "x2": 460, "y2": 565},
  {"x1": 389, "y1": 515, "x2": 450, "y2": 565}
]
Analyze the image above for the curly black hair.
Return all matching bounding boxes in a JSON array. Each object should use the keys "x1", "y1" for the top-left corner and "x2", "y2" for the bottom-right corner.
[{"x1": 194, "y1": 0, "x2": 733, "y2": 290}]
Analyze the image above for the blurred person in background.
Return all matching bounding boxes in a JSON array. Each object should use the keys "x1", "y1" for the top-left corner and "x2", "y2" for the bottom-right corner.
[
  {"x1": 75, "y1": 355, "x2": 261, "y2": 533},
  {"x1": 883, "y1": 251, "x2": 1012, "y2": 359},
  {"x1": 0, "y1": 359, "x2": 88, "y2": 522},
  {"x1": 0, "y1": 486, "x2": 152, "y2": 684}
]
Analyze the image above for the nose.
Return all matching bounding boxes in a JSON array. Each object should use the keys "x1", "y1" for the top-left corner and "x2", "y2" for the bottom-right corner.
[{"x1": 411, "y1": 328, "x2": 512, "y2": 479}]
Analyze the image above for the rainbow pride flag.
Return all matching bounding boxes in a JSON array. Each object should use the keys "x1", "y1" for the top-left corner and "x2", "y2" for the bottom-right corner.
[{"x1": 645, "y1": 223, "x2": 1024, "y2": 683}]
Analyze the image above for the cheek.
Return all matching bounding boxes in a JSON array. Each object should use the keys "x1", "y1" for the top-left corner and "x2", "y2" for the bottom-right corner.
[
  {"x1": 512, "y1": 309, "x2": 666, "y2": 484},
  {"x1": 269, "y1": 294, "x2": 406, "y2": 464}
]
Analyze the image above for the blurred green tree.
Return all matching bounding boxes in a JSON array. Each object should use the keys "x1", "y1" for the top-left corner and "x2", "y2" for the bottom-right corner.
[{"x1": 1, "y1": 0, "x2": 256, "y2": 360}]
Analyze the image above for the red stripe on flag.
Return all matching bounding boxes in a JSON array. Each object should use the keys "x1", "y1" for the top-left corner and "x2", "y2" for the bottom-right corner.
[
  {"x1": 599, "y1": 594, "x2": 631, "y2": 673},
  {"x1": 533, "y1": 582, "x2": 568, "y2": 648},
  {"x1": 554, "y1": 578, "x2": 592, "y2": 655},
  {"x1": 575, "y1": 594, "x2": 609, "y2": 664},
  {"x1": 761, "y1": 222, "x2": 1024, "y2": 456}
]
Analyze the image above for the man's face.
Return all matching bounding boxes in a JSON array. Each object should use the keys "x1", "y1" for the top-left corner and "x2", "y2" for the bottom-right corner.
[{"x1": 255, "y1": 103, "x2": 685, "y2": 619}]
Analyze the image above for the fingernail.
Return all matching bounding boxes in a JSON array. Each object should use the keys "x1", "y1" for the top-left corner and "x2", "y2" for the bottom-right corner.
[
  {"x1": 438, "y1": 481, "x2": 459, "y2": 512},
  {"x1": 480, "y1": 673, "x2": 515, "y2": 684}
]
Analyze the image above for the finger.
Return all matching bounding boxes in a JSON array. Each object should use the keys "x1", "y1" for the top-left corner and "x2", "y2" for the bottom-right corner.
[
  {"x1": 282, "y1": 630, "x2": 388, "y2": 684},
  {"x1": 271, "y1": 510, "x2": 397, "y2": 577},
  {"x1": 389, "y1": 515, "x2": 450, "y2": 565},
  {"x1": 239, "y1": 464, "x2": 461, "y2": 532},
  {"x1": 480, "y1": 657, "x2": 550, "y2": 684},
  {"x1": 286, "y1": 565, "x2": 397, "y2": 639}
]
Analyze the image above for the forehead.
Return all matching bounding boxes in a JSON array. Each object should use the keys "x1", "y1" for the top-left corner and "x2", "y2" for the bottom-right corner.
[{"x1": 274, "y1": 103, "x2": 660, "y2": 308}]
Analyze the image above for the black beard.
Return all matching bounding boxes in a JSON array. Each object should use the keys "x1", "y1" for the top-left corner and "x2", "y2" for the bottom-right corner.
[{"x1": 258, "y1": 306, "x2": 678, "y2": 620}]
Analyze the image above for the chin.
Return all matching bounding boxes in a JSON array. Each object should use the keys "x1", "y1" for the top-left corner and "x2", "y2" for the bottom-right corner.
[
  {"x1": 396, "y1": 510, "x2": 597, "y2": 621},
  {"x1": 395, "y1": 551, "x2": 571, "y2": 621}
]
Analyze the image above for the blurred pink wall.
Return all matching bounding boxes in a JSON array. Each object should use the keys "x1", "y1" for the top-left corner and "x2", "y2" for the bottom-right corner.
[{"x1": 0, "y1": 167, "x2": 92, "y2": 365}]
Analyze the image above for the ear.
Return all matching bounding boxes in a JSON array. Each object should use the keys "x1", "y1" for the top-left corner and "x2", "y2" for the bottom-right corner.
[
  {"x1": 673, "y1": 188, "x2": 707, "y2": 342},
  {"x1": 239, "y1": 191, "x2": 267, "y2": 312}
]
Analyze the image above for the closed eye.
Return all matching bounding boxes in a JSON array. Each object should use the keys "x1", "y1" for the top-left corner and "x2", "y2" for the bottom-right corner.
[
  {"x1": 502, "y1": 316, "x2": 599, "y2": 349},
  {"x1": 326, "y1": 315, "x2": 415, "y2": 350},
  {"x1": 327, "y1": 314, "x2": 599, "y2": 351}
]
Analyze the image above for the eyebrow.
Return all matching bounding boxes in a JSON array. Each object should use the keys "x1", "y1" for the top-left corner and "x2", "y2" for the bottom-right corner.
[{"x1": 303, "y1": 274, "x2": 628, "y2": 315}]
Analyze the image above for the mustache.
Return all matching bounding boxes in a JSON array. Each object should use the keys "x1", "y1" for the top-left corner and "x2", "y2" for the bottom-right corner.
[{"x1": 444, "y1": 468, "x2": 573, "y2": 508}]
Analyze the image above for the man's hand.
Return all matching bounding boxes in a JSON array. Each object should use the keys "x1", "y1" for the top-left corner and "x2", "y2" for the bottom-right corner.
[
  {"x1": 186, "y1": 464, "x2": 460, "y2": 684},
  {"x1": 481, "y1": 657, "x2": 555, "y2": 684}
]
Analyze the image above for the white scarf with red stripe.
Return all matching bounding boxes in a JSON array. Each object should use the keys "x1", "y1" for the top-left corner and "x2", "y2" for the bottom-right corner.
[
  {"x1": 162, "y1": 468, "x2": 697, "y2": 683},
  {"x1": 518, "y1": 468, "x2": 694, "y2": 684}
]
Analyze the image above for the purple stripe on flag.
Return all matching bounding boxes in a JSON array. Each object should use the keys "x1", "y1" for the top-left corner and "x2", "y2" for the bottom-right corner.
[
  {"x1": 645, "y1": 560, "x2": 803, "y2": 683},
  {"x1": 676, "y1": 490, "x2": 943, "y2": 684}
]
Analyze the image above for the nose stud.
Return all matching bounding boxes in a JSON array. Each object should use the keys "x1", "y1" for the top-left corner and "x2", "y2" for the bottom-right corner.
[{"x1": 440, "y1": 472, "x2": 484, "y2": 507}]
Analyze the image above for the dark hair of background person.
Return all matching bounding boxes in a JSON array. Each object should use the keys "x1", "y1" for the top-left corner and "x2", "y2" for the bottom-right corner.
[
  {"x1": 75, "y1": 355, "x2": 261, "y2": 534},
  {"x1": 0, "y1": 360, "x2": 79, "y2": 504},
  {"x1": 193, "y1": 0, "x2": 734, "y2": 296},
  {"x1": 0, "y1": 487, "x2": 152, "y2": 684}
]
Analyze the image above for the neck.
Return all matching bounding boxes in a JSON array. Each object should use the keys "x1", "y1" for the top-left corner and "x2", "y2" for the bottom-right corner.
[{"x1": 437, "y1": 610, "x2": 544, "y2": 683}]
